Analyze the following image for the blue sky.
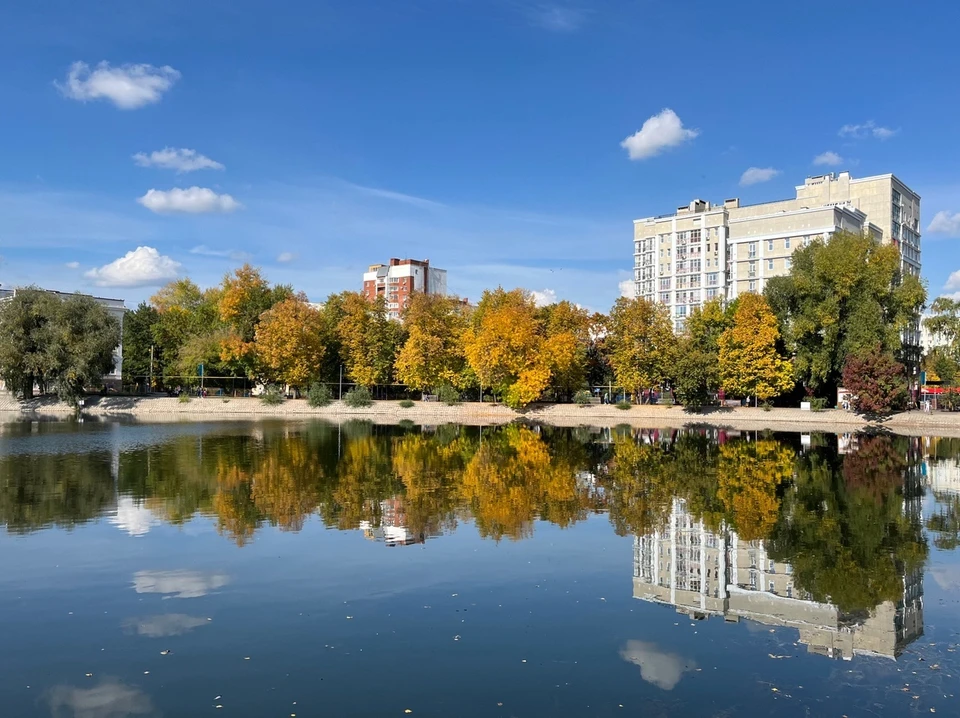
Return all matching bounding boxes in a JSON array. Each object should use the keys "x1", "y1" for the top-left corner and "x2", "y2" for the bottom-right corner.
[{"x1": 1, "y1": 0, "x2": 959, "y2": 311}]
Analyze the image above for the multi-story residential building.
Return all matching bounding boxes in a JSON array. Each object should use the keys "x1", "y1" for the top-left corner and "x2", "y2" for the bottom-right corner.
[
  {"x1": 362, "y1": 258, "x2": 448, "y2": 321},
  {"x1": 632, "y1": 497, "x2": 923, "y2": 661},
  {"x1": 633, "y1": 172, "x2": 922, "y2": 331},
  {"x1": 0, "y1": 287, "x2": 125, "y2": 390}
]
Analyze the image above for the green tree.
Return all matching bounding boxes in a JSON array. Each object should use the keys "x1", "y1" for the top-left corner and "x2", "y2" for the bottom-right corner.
[
  {"x1": 605, "y1": 297, "x2": 676, "y2": 402},
  {"x1": 765, "y1": 230, "x2": 926, "y2": 395},
  {"x1": 150, "y1": 279, "x2": 221, "y2": 384},
  {"x1": 45, "y1": 294, "x2": 121, "y2": 405},
  {"x1": 0, "y1": 288, "x2": 60, "y2": 397},
  {"x1": 672, "y1": 299, "x2": 736, "y2": 408},
  {"x1": 122, "y1": 302, "x2": 161, "y2": 390},
  {"x1": 719, "y1": 293, "x2": 793, "y2": 404}
]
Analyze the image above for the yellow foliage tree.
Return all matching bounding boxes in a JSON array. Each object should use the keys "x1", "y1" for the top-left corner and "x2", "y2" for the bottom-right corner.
[
  {"x1": 605, "y1": 297, "x2": 677, "y2": 400},
  {"x1": 336, "y1": 292, "x2": 400, "y2": 387},
  {"x1": 255, "y1": 298, "x2": 326, "y2": 389},
  {"x1": 395, "y1": 293, "x2": 470, "y2": 391},
  {"x1": 718, "y1": 293, "x2": 794, "y2": 404}
]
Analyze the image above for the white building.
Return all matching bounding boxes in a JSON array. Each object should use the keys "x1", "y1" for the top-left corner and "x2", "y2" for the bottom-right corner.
[
  {"x1": 0, "y1": 287, "x2": 126, "y2": 389},
  {"x1": 633, "y1": 172, "x2": 922, "y2": 331}
]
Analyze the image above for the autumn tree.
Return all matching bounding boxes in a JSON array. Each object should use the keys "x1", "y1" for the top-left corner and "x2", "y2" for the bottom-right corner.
[
  {"x1": 672, "y1": 299, "x2": 736, "y2": 409},
  {"x1": 841, "y1": 346, "x2": 907, "y2": 414},
  {"x1": 765, "y1": 230, "x2": 926, "y2": 396},
  {"x1": 150, "y1": 279, "x2": 221, "y2": 384},
  {"x1": 537, "y1": 300, "x2": 592, "y2": 399},
  {"x1": 255, "y1": 298, "x2": 326, "y2": 390},
  {"x1": 461, "y1": 288, "x2": 553, "y2": 407},
  {"x1": 336, "y1": 292, "x2": 401, "y2": 388},
  {"x1": 605, "y1": 297, "x2": 676, "y2": 401},
  {"x1": 718, "y1": 293, "x2": 793, "y2": 405},
  {"x1": 395, "y1": 293, "x2": 470, "y2": 392}
]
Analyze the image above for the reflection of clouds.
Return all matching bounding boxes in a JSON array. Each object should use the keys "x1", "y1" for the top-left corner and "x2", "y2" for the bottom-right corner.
[
  {"x1": 619, "y1": 640, "x2": 697, "y2": 690},
  {"x1": 133, "y1": 570, "x2": 229, "y2": 599},
  {"x1": 122, "y1": 614, "x2": 209, "y2": 637},
  {"x1": 931, "y1": 565, "x2": 960, "y2": 591},
  {"x1": 109, "y1": 497, "x2": 158, "y2": 537},
  {"x1": 49, "y1": 678, "x2": 155, "y2": 718}
]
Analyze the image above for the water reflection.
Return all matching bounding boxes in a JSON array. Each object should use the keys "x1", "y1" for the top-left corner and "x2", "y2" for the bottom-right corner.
[
  {"x1": 48, "y1": 678, "x2": 155, "y2": 718},
  {"x1": 131, "y1": 570, "x2": 230, "y2": 599}
]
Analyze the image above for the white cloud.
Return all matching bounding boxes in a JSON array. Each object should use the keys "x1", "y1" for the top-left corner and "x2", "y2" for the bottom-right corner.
[
  {"x1": 532, "y1": 288, "x2": 558, "y2": 307},
  {"x1": 85, "y1": 246, "x2": 181, "y2": 288},
  {"x1": 109, "y1": 497, "x2": 158, "y2": 537},
  {"x1": 277, "y1": 252, "x2": 297, "y2": 263},
  {"x1": 619, "y1": 640, "x2": 697, "y2": 691},
  {"x1": 931, "y1": 565, "x2": 960, "y2": 591},
  {"x1": 133, "y1": 570, "x2": 230, "y2": 599},
  {"x1": 928, "y1": 210, "x2": 960, "y2": 236},
  {"x1": 944, "y1": 270, "x2": 960, "y2": 292},
  {"x1": 838, "y1": 120, "x2": 898, "y2": 140},
  {"x1": 138, "y1": 187, "x2": 242, "y2": 214},
  {"x1": 621, "y1": 109, "x2": 699, "y2": 161},
  {"x1": 55, "y1": 61, "x2": 180, "y2": 110},
  {"x1": 48, "y1": 678, "x2": 154, "y2": 718},
  {"x1": 65, "y1": 261, "x2": 80, "y2": 269},
  {"x1": 122, "y1": 614, "x2": 210, "y2": 638},
  {"x1": 133, "y1": 148, "x2": 224, "y2": 173},
  {"x1": 813, "y1": 151, "x2": 843, "y2": 166},
  {"x1": 618, "y1": 279, "x2": 635, "y2": 299},
  {"x1": 189, "y1": 245, "x2": 251, "y2": 261},
  {"x1": 529, "y1": 5, "x2": 587, "y2": 32},
  {"x1": 740, "y1": 167, "x2": 781, "y2": 186}
]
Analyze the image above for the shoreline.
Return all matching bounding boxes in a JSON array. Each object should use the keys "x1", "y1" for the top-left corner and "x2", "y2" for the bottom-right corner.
[{"x1": 3, "y1": 393, "x2": 960, "y2": 436}]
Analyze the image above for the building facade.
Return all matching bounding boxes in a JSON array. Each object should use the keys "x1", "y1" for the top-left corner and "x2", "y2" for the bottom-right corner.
[
  {"x1": 633, "y1": 172, "x2": 922, "y2": 331},
  {"x1": 362, "y1": 258, "x2": 448, "y2": 321},
  {"x1": 0, "y1": 287, "x2": 125, "y2": 390}
]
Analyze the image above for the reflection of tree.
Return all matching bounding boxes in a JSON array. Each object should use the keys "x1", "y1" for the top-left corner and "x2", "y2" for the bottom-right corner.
[
  {"x1": 0, "y1": 451, "x2": 114, "y2": 533},
  {"x1": 250, "y1": 436, "x2": 323, "y2": 532},
  {"x1": 768, "y1": 436, "x2": 927, "y2": 613},
  {"x1": 717, "y1": 438, "x2": 793, "y2": 541},
  {"x1": 213, "y1": 460, "x2": 263, "y2": 546},
  {"x1": 599, "y1": 434, "x2": 676, "y2": 537}
]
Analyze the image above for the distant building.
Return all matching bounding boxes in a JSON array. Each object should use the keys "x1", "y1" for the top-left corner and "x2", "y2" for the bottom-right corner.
[
  {"x1": 0, "y1": 287, "x2": 126, "y2": 390},
  {"x1": 633, "y1": 172, "x2": 922, "y2": 333},
  {"x1": 633, "y1": 497, "x2": 923, "y2": 661},
  {"x1": 362, "y1": 258, "x2": 447, "y2": 321}
]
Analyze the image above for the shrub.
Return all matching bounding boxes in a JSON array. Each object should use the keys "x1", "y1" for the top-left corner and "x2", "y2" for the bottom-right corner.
[
  {"x1": 761, "y1": 402, "x2": 772, "y2": 411},
  {"x1": 616, "y1": 400, "x2": 632, "y2": 411},
  {"x1": 399, "y1": 399, "x2": 415, "y2": 408},
  {"x1": 260, "y1": 385, "x2": 285, "y2": 406},
  {"x1": 178, "y1": 392, "x2": 191, "y2": 404},
  {"x1": 573, "y1": 389, "x2": 593, "y2": 407},
  {"x1": 307, "y1": 383, "x2": 333, "y2": 408},
  {"x1": 398, "y1": 419, "x2": 416, "y2": 430},
  {"x1": 810, "y1": 397, "x2": 828, "y2": 412},
  {"x1": 343, "y1": 386, "x2": 373, "y2": 408},
  {"x1": 841, "y1": 347, "x2": 907, "y2": 415},
  {"x1": 437, "y1": 384, "x2": 461, "y2": 406}
]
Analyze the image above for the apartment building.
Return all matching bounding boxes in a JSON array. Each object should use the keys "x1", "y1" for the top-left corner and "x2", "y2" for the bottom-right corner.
[
  {"x1": 633, "y1": 172, "x2": 922, "y2": 330},
  {"x1": 0, "y1": 287, "x2": 125, "y2": 390},
  {"x1": 632, "y1": 496, "x2": 923, "y2": 661},
  {"x1": 362, "y1": 258, "x2": 448, "y2": 321}
]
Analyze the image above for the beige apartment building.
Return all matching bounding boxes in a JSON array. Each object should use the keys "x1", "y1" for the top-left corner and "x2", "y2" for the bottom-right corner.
[{"x1": 633, "y1": 172, "x2": 922, "y2": 331}]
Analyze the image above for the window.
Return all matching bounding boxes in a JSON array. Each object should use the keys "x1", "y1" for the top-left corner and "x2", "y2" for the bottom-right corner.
[
  {"x1": 785, "y1": 258, "x2": 791, "y2": 270},
  {"x1": 784, "y1": 237, "x2": 791, "y2": 249},
  {"x1": 767, "y1": 239, "x2": 774, "y2": 251},
  {"x1": 707, "y1": 272, "x2": 718, "y2": 286},
  {"x1": 747, "y1": 242, "x2": 757, "y2": 258},
  {"x1": 706, "y1": 287, "x2": 719, "y2": 299},
  {"x1": 767, "y1": 259, "x2": 774, "y2": 271},
  {"x1": 893, "y1": 189, "x2": 902, "y2": 205},
  {"x1": 690, "y1": 229, "x2": 701, "y2": 242},
  {"x1": 769, "y1": 581, "x2": 775, "y2": 593},
  {"x1": 748, "y1": 261, "x2": 757, "y2": 277},
  {"x1": 659, "y1": 292, "x2": 670, "y2": 304},
  {"x1": 691, "y1": 259, "x2": 701, "y2": 273},
  {"x1": 892, "y1": 221, "x2": 901, "y2": 239},
  {"x1": 675, "y1": 305, "x2": 687, "y2": 318},
  {"x1": 748, "y1": 280, "x2": 757, "y2": 292}
]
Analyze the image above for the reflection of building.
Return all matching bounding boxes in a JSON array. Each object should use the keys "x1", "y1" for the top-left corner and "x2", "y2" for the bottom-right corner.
[
  {"x1": 358, "y1": 497, "x2": 427, "y2": 547},
  {"x1": 633, "y1": 498, "x2": 923, "y2": 660},
  {"x1": 362, "y1": 258, "x2": 448, "y2": 321}
]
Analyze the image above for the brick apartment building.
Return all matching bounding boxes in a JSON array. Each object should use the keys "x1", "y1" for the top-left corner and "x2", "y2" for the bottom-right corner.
[{"x1": 362, "y1": 258, "x2": 448, "y2": 320}]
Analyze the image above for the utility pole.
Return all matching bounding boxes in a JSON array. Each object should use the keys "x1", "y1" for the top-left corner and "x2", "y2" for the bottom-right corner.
[{"x1": 149, "y1": 345, "x2": 154, "y2": 394}]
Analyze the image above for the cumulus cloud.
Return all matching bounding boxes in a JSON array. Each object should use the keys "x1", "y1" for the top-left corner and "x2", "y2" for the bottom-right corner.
[
  {"x1": 619, "y1": 640, "x2": 697, "y2": 691},
  {"x1": 277, "y1": 252, "x2": 297, "y2": 263},
  {"x1": 619, "y1": 279, "x2": 636, "y2": 298},
  {"x1": 122, "y1": 614, "x2": 210, "y2": 638},
  {"x1": 532, "y1": 288, "x2": 558, "y2": 307},
  {"x1": 813, "y1": 151, "x2": 843, "y2": 166},
  {"x1": 137, "y1": 187, "x2": 241, "y2": 214},
  {"x1": 133, "y1": 570, "x2": 230, "y2": 599},
  {"x1": 55, "y1": 61, "x2": 180, "y2": 109},
  {"x1": 133, "y1": 148, "x2": 224, "y2": 173},
  {"x1": 931, "y1": 565, "x2": 960, "y2": 591},
  {"x1": 189, "y1": 245, "x2": 251, "y2": 261},
  {"x1": 48, "y1": 678, "x2": 154, "y2": 718},
  {"x1": 85, "y1": 246, "x2": 181, "y2": 288},
  {"x1": 740, "y1": 167, "x2": 781, "y2": 186},
  {"x1": 838, "y1": 120, "x2": 898, "y2": 140},
  {"x1": 109, "y1": 497, "x2": 158, "y2": 537},
  {"x1": 928, "y1": 210, "x2": 960, "y2": 236},
  {"x1": 944, "y1": 270, "x2": 960, "y2": 292},
  {"x1": 621, "y1": 109, "x2": 699, "y2": 160},
  {"x1": 529, "y1": 5, "x2": 587, "y2": 32}
]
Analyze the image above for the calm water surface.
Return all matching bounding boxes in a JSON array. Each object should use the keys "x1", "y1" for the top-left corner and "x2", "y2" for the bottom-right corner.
[{"x1": 1, "y1": 420, "x2": 959, "y2": 717}]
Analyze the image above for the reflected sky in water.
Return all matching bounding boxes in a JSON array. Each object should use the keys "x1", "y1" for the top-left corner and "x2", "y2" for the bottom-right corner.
[{"x1": 1, "y1": 420, "x2": 959, "y2": 717}]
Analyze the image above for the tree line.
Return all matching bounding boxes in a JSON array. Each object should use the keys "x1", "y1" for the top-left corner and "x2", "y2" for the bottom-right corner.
[{"x1": 0, "y1": 230, "x2": 927, "y2": 409}]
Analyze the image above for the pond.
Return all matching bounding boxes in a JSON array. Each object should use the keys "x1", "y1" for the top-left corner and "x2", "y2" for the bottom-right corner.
[{"x1": 1, "y1": 419, "x2": 958, "y2": 717}]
